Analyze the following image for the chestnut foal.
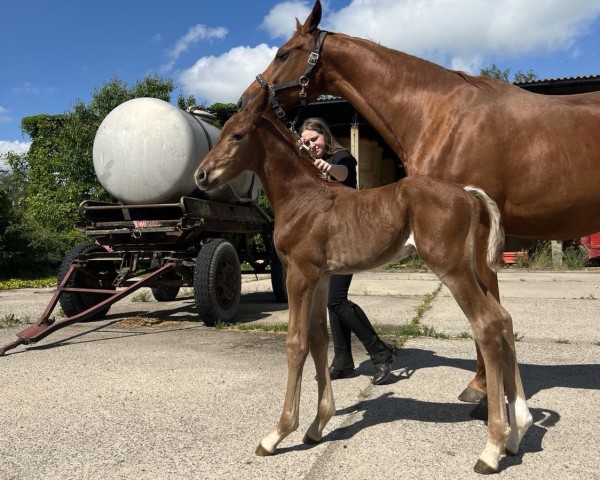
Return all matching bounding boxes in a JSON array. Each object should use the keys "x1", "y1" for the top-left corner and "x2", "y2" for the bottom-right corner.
[{"x1": 194, "y1": 104, "x2": 532, "y2": 474}]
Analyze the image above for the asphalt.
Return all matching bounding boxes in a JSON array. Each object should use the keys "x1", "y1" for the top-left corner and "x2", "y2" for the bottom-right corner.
[{"x1": 0, "y1": 269, "x2": 599, "y2": 479}]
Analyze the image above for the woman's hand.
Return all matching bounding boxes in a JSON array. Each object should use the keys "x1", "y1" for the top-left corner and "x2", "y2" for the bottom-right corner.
[{"x1": 313, "y1": 159, "x2": 348, "y2": 181}]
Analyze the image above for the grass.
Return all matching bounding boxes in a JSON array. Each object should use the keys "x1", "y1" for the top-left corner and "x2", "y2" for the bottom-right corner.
[
  {"x1": 514, "y1": 241, "x2": 590, "y2": 270},
  {"x1": 554, "y1": 338, "x2": 571, "y2": 344},
  {"x1": 0, "y1": 277, "x2": 56, "y2": 290},
  {"x1": 385, "y1": 283, "x2": 449, "y2": 341},
  {"x1": 131, "y1": 291, "x2": 151, "y2": 302},
  {"x1": 0, "y1": 314, "x2": 31, "y2": 328}
]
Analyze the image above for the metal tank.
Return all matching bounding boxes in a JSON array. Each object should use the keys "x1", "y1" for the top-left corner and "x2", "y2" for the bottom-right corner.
[{"x1": 93, "y1": 97, "x2": 259, "y2": 204}]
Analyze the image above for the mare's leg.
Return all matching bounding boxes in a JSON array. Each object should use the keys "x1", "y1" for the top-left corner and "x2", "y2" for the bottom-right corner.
[
  {"x1": 304, "y1": 278, "x2": 336, "y2": 444},
  {"x1": 459, "y1": 224, "x2": 500, "y2": 403},
  {"x1": 256, "y1": 267, "x2": 317, "y2": 456}
]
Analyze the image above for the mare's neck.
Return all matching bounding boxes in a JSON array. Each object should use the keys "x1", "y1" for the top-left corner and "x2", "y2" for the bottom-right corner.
[{"x1": 318, "y1": 32, "x2": 479, "y2": 166}]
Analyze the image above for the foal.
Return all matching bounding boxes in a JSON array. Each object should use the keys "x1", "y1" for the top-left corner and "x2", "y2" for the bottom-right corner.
[{"x1": 194, "y1": 105, "x2": 532, "y2": 474}]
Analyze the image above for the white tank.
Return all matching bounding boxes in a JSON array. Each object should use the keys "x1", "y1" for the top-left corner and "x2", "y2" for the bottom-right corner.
[{"x1": 93, "y1": 97, "x2": 260, "y2": 204}]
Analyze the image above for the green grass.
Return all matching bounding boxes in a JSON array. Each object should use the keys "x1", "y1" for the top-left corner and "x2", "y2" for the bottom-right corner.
[
  {"x1": 131, "y1": 291, "x2": 151, "y2": 302},
  {"x1": 0, "y1": 277, "x2": 56, "y2": 290},
  {"x1": 0, "y1": 314, "x2": 31, "y2": 329}
]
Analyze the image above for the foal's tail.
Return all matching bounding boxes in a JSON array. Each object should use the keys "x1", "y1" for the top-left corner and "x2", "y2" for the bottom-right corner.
[{"x1": 463, "y1": 185, "x2": 505, "y2": 270}]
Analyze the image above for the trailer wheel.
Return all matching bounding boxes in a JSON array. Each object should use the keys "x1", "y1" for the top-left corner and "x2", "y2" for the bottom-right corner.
[
  {"x1": 270, "y1": 252, "x2": 288, "y2": 303},
  {"x1": 151, "y1": 287, "x2": 180, "y2": 302},
  {"x1": 58, "y1": 243, "x2": 116, "y2": 320},
  {"x1": 194, "y1": 239, "x2": 241, "y2": 325}
]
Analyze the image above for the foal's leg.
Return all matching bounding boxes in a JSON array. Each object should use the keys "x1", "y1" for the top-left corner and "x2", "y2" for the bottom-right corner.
[
  {"x1": 493, "y1": 301, "x2": 532, "y2": 454},
  {"x1": 256, "y1": 268, "x2": 316, "y2": 456},
  {"x1": 459, "y1": 224, "x2": 500, "y2": 403},
  {"x1": 442, "y1": 272, "x2": 510, "y2": 474},
  {"x1": 304, "y1": 279, "x2": 336, "y2": 444}
]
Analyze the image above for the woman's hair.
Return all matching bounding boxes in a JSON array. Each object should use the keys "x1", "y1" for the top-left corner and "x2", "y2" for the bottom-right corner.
[{"x1": 299, "y1": 117, "x2": 344, "y2": 155}]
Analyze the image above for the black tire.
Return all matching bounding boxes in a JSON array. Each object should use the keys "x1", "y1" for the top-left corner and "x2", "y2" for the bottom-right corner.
[
  {"x1": 194, "y1": 239, "x2": 241, "y2": 325},
  {"x1": 151, "y1": 287, "x2": 180, "y2": 302},
  {"x1": 58, "y1": 243, "x2": 116, "y2": 320},
  {"x1": 270, "y1": 252, "x2": 288, "y2": 303}
]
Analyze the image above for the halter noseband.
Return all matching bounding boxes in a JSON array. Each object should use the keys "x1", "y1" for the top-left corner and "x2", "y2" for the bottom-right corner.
[{"x1": 256, "y1": 30, "x2": 328, "y2": 126}]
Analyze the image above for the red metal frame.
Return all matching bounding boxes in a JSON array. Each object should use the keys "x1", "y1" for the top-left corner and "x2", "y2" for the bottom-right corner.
[{"x1": 0, "y1": 262, "x2": 176, "y2": 356}]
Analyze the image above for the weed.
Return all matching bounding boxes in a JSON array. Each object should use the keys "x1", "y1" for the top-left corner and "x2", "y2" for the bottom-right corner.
[
  {"x1": 358, "y1": 387, "x2": 372, "y2": 399},
  {"x1": 457, "y1": 331, "x2": 473, "y2": 340},
  {"x1": 235, "y1": 323, "x2": 288, "y2": 333},
  {"x1": 383, "y1": 254, "x2": 427, "y2": 271},
  {"x1": 593, "y1": 341, "x2": 600, "y2": 347},
  {"x1": 0, "y1": 314, "x2": 31, "y2": 328},
  {"x1": 392, "y1": 284, "x2": 446, "y2": 340},
  {"x1": 513, "y1": 332, "x2": 524, "y2": 342},
  {"x1": 555, "y1": 338, "x2": 571, "y2": 344},
  {"x1": 580, "y1": 293, "x2": 597, "y2": 300},
  {"x1": 131, "y1": 291, "x2": 151, "y2": 302}
]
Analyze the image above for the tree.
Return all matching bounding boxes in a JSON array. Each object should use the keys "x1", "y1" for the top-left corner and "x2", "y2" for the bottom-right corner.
[
  {"x1": 480, "y1": 64, "x2": 539, "y2": 83},
  {"x1": 12, "y1": 74, "x2": 181, "y2": 271}
]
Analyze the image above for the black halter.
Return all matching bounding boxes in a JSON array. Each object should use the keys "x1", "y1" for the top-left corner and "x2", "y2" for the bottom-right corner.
[{"x1": 256, "y1": 30, "x2": 328, "y2": 128}]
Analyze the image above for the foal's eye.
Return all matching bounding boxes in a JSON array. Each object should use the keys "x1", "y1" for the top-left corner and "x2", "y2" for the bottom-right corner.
[{"x1": 231, "y1": 133, "x2": 244, "y2": 142}]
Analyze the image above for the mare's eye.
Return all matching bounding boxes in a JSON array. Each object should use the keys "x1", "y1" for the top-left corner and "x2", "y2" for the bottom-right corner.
[
  {"x1": 276, "y1": 51, "x2": 289, "y2": 61},
  {"x1": 231, "y1": 133, "x2": 244, "y2": 142}
]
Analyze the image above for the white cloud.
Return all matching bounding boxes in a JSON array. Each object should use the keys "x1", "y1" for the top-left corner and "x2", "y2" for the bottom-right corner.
[
  {"x1": 178, "y1": 44, "x2": 278, "y2": 104},
  {"x1": 0, "y1": 140, "x2": 30, "y2": 155},
  {"x1": 11, "y1": 82, "x2": 58, "y2": 95},
  {"x1": 162, "y1": 24, "x2": 228, "y2": 72},
  {"x1": 260, "y1": 1, "x2": 312, "y2": 39},
  {"x1": 0, "y1": 106, "x2": 11, "y2": 123},
  {"x1": 324, "y1": 0, "x2": 600, "y2": 73}
]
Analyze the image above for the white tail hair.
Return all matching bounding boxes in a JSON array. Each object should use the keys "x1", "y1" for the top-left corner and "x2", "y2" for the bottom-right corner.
[{"x1": 463, "y1": 185, "x2": 505, "y2": 270}]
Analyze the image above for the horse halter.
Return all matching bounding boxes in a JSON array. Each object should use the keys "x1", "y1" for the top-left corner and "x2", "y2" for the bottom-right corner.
[{"x1": 256, "y1": 30, "x2": 328, "y2": 127}]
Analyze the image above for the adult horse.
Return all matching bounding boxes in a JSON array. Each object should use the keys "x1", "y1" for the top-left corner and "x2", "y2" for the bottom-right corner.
[
  {"x1": 194, "y1": 94, "x2": 532, "y2": 474},
  {"x1": 239, "y1": 0, "x2": 600, "y2": 403}
]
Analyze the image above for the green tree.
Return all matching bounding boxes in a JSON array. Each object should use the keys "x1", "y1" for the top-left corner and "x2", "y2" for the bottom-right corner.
[
  {"x1": 12, "y1": 74, "x2": 180, "y2": 271},
  {"x1": 480, "y1": 64, "x2": 539, "y2": 83},
  {"x1": 208, "y1": 102, "x2": 238, "y2": 127}
]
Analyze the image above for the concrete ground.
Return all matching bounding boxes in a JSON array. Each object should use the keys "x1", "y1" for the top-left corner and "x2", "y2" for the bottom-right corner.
[{"x1": 0, "y1": 269, "x2": 599, "y2": 479}]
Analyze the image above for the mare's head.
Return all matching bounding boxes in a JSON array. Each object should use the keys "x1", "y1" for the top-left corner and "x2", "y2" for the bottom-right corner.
[{"x1": 238, "y1": 0, "x2": 325, "y2": 112}]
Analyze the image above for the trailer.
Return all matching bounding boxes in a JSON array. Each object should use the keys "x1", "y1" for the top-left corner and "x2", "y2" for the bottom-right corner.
[
  {"x1": 0, "y1": 195, "x2": 287, "y2": 356},
  {"x1": 1, "y1": 97, "x2": 288, "y2": 356}
]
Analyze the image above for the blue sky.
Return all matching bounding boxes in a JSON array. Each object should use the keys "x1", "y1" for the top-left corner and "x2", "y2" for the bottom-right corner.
[{"x1": 2, "y1": 0, "x2": 600, "y2": 157}]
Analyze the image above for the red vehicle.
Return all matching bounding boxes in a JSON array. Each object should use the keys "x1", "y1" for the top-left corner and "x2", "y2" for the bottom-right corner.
[{"x1": 579, "y1": 232, "x2": 600, "y2": 264}]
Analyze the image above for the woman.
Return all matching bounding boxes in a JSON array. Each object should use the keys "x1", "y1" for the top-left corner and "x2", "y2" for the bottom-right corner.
[{"x1": 299, "y1": 117, "x2": 396, "y2": 385}]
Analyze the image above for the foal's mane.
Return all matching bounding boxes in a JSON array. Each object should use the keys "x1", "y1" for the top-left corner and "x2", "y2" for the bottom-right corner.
[{"x1": 257, "y1": 113, "x2": 332, "y2": 182}]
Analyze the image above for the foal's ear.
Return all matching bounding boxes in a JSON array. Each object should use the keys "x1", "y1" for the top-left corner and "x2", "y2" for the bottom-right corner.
[{"x1": 299, "y1": 0, "x2": 322, "y2": 34}]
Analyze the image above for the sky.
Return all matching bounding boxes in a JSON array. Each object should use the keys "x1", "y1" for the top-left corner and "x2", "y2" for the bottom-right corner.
[{"x1": 2, "y1": 0, "x2": 600, "y2": 160}]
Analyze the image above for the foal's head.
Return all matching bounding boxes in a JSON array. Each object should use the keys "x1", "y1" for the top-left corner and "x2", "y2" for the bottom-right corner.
[
  {"x1": 238, "y1": 0, "x2": 324, "y2": 112},
  {"x1": 195, "y1": 101, "x2": 266, "y2": 192}
]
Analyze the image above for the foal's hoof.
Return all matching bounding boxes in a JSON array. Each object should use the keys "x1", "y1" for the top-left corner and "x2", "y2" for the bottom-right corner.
[
  {"x1": 255, "y1": 444, "x2": 274, "y2": 456},
  {"x1": 458, "y1": 386, "x2": 487, "y2": 403},
  {"x1": 473, "y1": 459, "x2": 497, "y2": 475},
  {"x1": 302, "y1": 434, "x2": 320, "y2": 445}
]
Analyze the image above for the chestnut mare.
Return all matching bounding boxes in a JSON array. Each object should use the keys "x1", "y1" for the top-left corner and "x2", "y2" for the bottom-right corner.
[
  {"x1": 240, "y1": 0, "x2": 600, "y2": 403},
  {"x1": 194, "y1": 96, "x2": 532, "y2": 474}
]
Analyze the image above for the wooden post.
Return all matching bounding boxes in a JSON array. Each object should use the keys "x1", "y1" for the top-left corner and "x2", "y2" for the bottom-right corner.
[
  {"x1": 551, "y1": 240, "x2": 563, "y2": 266},
  {"x1": 351, "y1": 122, "x2": 360, "y2": 189}
]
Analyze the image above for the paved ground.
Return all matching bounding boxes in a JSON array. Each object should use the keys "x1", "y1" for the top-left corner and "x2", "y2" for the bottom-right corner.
[{"x1": 0, "y1": 270, "x2": 599, "y2": 479}]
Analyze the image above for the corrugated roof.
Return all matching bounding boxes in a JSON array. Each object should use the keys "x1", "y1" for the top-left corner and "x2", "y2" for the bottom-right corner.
[{"x1": 513, "y1": 74, "x2": 600, "y2": 86}]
